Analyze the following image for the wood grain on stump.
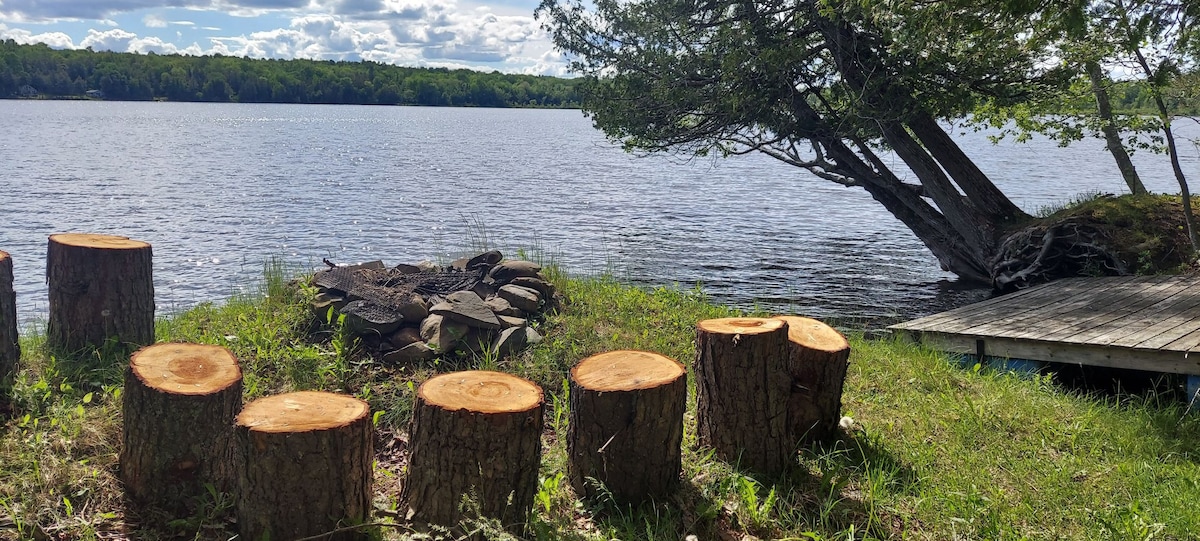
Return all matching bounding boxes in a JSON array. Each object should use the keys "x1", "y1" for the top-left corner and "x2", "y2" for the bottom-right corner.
[
  {"x1": 236, "y1": 391, "x2": 373, "y2": 541},
  {"x1": 0, "y1": 251, "x2": 18, "y2": 387},
  {"x1": 695, "y1": 317, "x2": 794, "y2": 476},
  {"x1": 401, "y1": 370, "x2": 543, "y2": 533},
  {"x1": 774, "y1": 316, "x2": 850, "y2": 445},
  {"x1": 47, "y1": 233, "x2": 154, "y2": 353},
  {"x1": 568, "y1": 350, "x2": 686, "y2": 504},
  {"x1": 121, "y1": 343, "x2": 243, "y2": 510}
]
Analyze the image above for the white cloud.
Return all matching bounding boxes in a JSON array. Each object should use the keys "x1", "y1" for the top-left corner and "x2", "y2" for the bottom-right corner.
[
  {"x1": 0, "y1": 24, "x2": 77, "y2": 48},
  {"x1": 144, "y1": 14, "x2": 169, "y2": 28}
]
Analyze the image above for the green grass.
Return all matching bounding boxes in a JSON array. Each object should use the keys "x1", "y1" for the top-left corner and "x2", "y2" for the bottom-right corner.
[{"x1": 3, "y1": 262, "x2": 1200, "y2": 540}]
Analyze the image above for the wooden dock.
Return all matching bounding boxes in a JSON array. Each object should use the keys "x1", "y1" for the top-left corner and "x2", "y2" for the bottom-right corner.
[{"x1": 889, "y1": 275, "x2": 1200, "y2": 375}]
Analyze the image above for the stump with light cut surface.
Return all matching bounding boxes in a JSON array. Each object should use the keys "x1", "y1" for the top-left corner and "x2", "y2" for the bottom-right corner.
[
  {"x1": 120, "y1": 343, "x2": 242, "y2": 510},
  {"x1": 568, "y1": 350, "x2": 686, "y2": 504},
  {"x1": 236, "y1": 391, "x2": 373, "y2": 541},
  {"x1": 402, "y1": 370, "x2": 544, "y2": 533},
  {"x1": 47, "y1": 233, "x2": 154, "y2": 353},
  {"x1": 0, "y1": 251, "x2": 17, "y2": 387},
  {"x1": 774, "y1": 316, "x2": 850, "y2": 445},
  {"x1": 695, "y1": 317, "x2": 794, "y2": 476}
]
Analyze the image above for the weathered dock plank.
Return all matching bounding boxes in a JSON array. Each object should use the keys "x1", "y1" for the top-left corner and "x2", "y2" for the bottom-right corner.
[{"x1": 889, "y1": 275, "x2": 1200, "y2": 376}]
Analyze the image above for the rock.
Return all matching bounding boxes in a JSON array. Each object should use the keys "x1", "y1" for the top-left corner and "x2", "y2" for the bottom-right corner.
[
  {"x1": 484, "y1": 296, "x2": 523, "y2": 317},
  {"x1": 452, "y1": 250, "x2": 503, "y2": 271},
  {"x1": 492, "y1": 327, "x2": 528, "y2": 356},
  {"x1": 471, "y1": 281, "x2": 496, "y2": 300},
  {"x1": 388, "y1": 326, "x2": 423, "y2": 348},
  {"x1": 414, "y1": 260, "x2": 441, "y2": 272},
  {"x1": 498, "y1": 285, "x2": 542, "y2": 313},
  {"x1": 430, "y1": 291, "x2": 501, "y2": 330},
  {"x1": 508, "y1": 276, "x2": 555, "y2": 299},
  {"x1": 393, "y1": 263, "x2": 423, "y2": 274},
  {"x1": 457, "y1": 328, "x2": 495, "y2": 355},
  {"x1": 488, "y1": 260, "x2": 542, "y2": 283},
  {"x1": 397, "y1": 294, "x2": 429, "y2": 322},
  {"x1": 497, "y1": 315, "x2": 527, "y2": 329},
  {"x1": 524, "y1": 326, "x2": 543, "y2": 345},
  {"x1": 383, "y1": 341, "x2": 435, "y2": 364},
  {"x1": 419, "y1": 314, "x2": 469, "y2": 352},
  {"x1": 340, "y1": 300, "x2": 403, "y2": 336}
]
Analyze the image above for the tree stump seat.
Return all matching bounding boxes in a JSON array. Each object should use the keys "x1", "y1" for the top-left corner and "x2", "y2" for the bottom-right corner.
[
  {"x1": 0, "y1": 250, "x2": 17, "y2": 388},
  {"x1": 401, "y1": 370, "x2": 544, "y2": 534},
  {"x1": 47, "y1": 233, "x2": 154, "y2": 353},
  {"x1": 774, "y1": 315, "x2": 851, "y2": 444},
  {"x1": 567, "y1": 350, "x2": 686, "y2": 504},
  {"x1": 236, "y1": 391, "x2": 373, "y2": 541},
  {"x1": 120, "y1": 343, "x2": 243, "y2": 511}
]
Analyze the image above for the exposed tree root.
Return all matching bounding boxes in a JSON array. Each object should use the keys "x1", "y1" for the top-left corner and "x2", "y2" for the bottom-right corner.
[{"x1": 991, "y1": 218, "x2": 1128, "y2": 291}]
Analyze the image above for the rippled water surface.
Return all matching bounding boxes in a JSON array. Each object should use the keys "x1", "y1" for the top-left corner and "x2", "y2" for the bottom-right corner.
[{"x1": 2, "y1": 101, "x2": 1198, "y2": 325}]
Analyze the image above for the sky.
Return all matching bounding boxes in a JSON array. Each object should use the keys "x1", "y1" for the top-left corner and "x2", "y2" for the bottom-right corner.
[{"x1": 0, "y1": 0, "x2": 570, "y2": 75}]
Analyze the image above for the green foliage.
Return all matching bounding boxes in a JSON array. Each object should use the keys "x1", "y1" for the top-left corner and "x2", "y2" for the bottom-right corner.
[{"x1": 0, "y1": 40, "x2": 581, "y2": 107}]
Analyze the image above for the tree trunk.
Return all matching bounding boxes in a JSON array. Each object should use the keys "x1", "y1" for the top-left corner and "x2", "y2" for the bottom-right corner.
[
  {"x1": 695, "y1": 317, "x2": 794, "y2": 476},
  {"x1": 401, "y1": 370, "x2": 543, "y2": 535},
  {"x1": 0, "y1": 251, "x2": 18, "y2": 388},
  {"x1": 120, "y1": 343, "x2": 242, "y2": 511},
  {"x1": 1085, "y1": 60, "x2": 1147, "y2": 195},
  {"x1": 236, "y1": 391, "x2": 373, "y2": 541},
  {"x1": 46, "y1": 233, "x2": 154, "y2": 354},
  {"x1": 567, "y1": 350, "x2": 686, "y2": 504},
  {"x1": 1156, "y1": 107, "x2": 1199, "y2": 254},
  {"x1": 773, "y1": 316, "x2": 850, "y2": 445}
]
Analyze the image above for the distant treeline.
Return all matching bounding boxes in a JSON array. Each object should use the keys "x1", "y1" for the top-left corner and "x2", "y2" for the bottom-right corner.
[{"x1": 0, "y1": 40, "x2": 581, "y2": 107}]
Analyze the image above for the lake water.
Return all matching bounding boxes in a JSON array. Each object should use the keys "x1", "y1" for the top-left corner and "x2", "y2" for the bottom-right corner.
[{"x1": 2, "y1": 101, "x2": 1198, "y2": 327}]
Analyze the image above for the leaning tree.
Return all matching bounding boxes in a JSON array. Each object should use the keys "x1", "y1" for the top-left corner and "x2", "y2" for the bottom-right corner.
[{"x1": 537, "y1": 0, "x2": 1125, "y2": 288}]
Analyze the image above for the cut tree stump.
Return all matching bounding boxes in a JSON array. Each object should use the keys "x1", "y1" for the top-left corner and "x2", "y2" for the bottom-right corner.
[
  {"x1": 120, "y1": 343, "x2": 243, "y2": 510},
  {"x1": 401, "y1": 370, "x2": 544, "y2": 533},
  {"x1": 774, "y1": 316, "x2": 850, "y2": 445},
  {"x1": 567, "y1": 350, "x2": 686, "y2": 504},
  {"x1": 0, "y1": 251, "x2": 18, "y2": 387},
  {"x1": 695, "y1": 317, "x2": 794, "y2": 476},
  {"x1": 236, "y1": 391, "x2": 373, "y2": 541},
  {"x1": 46, "y1": 233, "x2": 154, "y2": 353}
]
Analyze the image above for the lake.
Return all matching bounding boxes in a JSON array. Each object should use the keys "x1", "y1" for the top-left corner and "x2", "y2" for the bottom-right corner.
[{"x1": 1, "y1": 101, "x2": 1198, "y2": 327}]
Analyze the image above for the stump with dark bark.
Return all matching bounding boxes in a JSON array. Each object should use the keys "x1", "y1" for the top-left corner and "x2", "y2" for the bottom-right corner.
[
  {"x1": 121, "y1": 343, "x2": 243, "y2": 510},
  {"x1": 46, "y1": 233, "x2": 154, "y2": 353},
  {"x1": 774, "y1": 316, "x2": 850, "y2": 445},
  {"x1": 401, "y1": 370, "x2": 544, "y2": 533},
  {"x1": 236, "y1": 391, "x2": 373, "y2": 541},
  {"x1": 0, "y1": 251, "x2": 18, "y2": 387},
  {"x1": 567, "y1": 350, "x2": 686, "y2": 504},
  {"x1": 695, "y1": 317, "x2": 793, "y2": 476}
]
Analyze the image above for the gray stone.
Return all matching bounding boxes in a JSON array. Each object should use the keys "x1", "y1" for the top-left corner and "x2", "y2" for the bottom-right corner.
[
  {"x1": 471, "y1": 281, "x2": 496, "y2": 300},
  {"x1": 492, "y1": 327, "x2": 528, "y2": 356},
  {"x1": 419, "y1": 314, "x2": 469, "y2": 352},
  {"x1": 383, "y1": 341, "x2": 435, "y2": 364},
  {"x1": 524, "y1": 326, "x2": 543, "y2": 345},
  {"x1": 388, "y1": 326, "x2": 423, "y2": 348},
  {"x1": 393, "y1": 263, "x2": 423, "y2": 274},
  {"x1": 508, "y1": 276, "x2": 555, "y2": 299},
  {"x1": 457, "y1": 328, "x2": 495, "y2": 355},
  {"x1": 498, "y1": 284, "x2": 542, "y2": 313},
  {"x1": 497, "y1": 315, "x2": 527, "y2": 329},
  {"x1": 488, "y1": 260, "x2": 542, "y2": 283},
  {"x1": 484, "y1": 296, "x2": 523, "y2": 317},
  {"x1": 430, "y1": 290, "x2": 501, "y2": 329},
  {"x1": 414, "y1": 260, "x2": 441, "y2": 272},
  {"x1": 397, "y1": 294, "x2": 429, "y2": 322}
]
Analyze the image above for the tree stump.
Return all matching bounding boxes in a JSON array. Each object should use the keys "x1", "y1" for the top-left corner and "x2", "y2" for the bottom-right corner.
[
  {"x1": 567, "y1": 350, "x2": 686, "y2": 504},
  {"x1": 236, "y1": 391, "x2": 373, "y2": 541},
  {"x1": 695, "y1": 317, "x2": 793, "y2": 476},
  {"x1": 0, "y1": 251, "x2": 18, "y2": 387},
  {"x1": 46, "y1": 233, "x2": 154, "y2": 353},
  {"x1": 774, "y1": 316, "x2": 851, "y2": 445},
  {"x1": 401, "y1": 370, "x2": 544, "y2": 533},
  {"x1": 120, "y1": 343, "x2": 243, "y2": 510}
]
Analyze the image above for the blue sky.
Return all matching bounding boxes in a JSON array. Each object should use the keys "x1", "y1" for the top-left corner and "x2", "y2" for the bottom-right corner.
[{"x1": 0, "y1": 0, "x2": 568, "y2": 74}]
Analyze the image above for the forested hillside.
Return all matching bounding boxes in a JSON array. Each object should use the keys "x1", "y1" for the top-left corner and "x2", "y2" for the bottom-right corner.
[{"x1": 0, "y1": 40, "x2": 581, "y2": 107}]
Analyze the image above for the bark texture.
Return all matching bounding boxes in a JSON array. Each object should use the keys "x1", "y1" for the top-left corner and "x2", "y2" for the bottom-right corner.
[
  {"x1": 774, "y1": 316, "x2": 850, "y2": 445},
  {"x1": 695, "y1": 318, "x2": 794, "y2": 476},
  {"x1": 1086, "y1": 60, "x2": 1147, "y2": 195},
  {"x1": 236, "y1": 391, "x2": 373, "y2": 541},
  {"x1": 46, "y1": 233, "x2": 154, "y2": 353},
  {"x1": 401, "y1": 370, "x2": 543, "y2": 534},
  {"x1": 0, "y1": 251, "x2": 18, "y2": 387},
  {"x1": 567, "y1": 350, "x2": 686, "y2": 504},
  {"x1": 120, "y1": 343, "x2": 243, "y2": 510}
]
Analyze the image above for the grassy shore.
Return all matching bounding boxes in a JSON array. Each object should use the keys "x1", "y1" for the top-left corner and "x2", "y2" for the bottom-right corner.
[{"x1": 3, "y1": 262, "x2": 1200, "y2": 540}]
